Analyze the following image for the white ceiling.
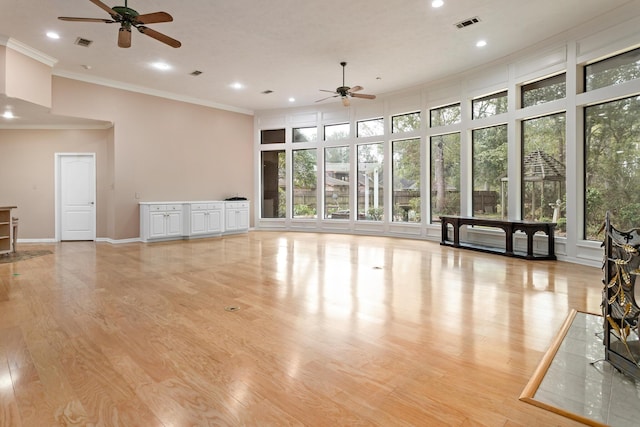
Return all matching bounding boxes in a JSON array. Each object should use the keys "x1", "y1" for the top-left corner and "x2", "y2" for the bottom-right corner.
[{"x1": 0, "y1": 0, "x2": 637, "y2": 126}]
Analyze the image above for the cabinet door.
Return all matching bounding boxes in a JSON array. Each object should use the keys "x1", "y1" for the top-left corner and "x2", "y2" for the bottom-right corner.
[
  {"x1": 226, "y1": 209, "x2": 237, "y2": 231},
  {"x1": 149, "y1": 211, "x2": 167, "y2": 238},
  {"x1": 207, "y1": 210, "x2": 222, "y2": 233},
  {"x1": 190, "y1": 210, "x2": 207, "y2": 235},
  {"x1": 166, "y1": 212, "x2": 183, "y2": 236},
  {"x1": 237, "y1": 209, "x2": 249, "y2": 230}
]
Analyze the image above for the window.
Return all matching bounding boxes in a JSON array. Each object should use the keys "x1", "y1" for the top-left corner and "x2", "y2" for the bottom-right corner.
[
  {"x1": 472, "y1": 91, "x2": 508, "y2": 119},
  {"x1": 585, "y1": 48, "x2": 640, "y2": 91},
  {"x1": 261, "y1": 128, "x2": 285, "y2": 144},
  {"x1": 392, "y1": 138, "x2": 421, "y2": 223},
  {"x1": 292, "y1": 149, "x2": 317, "y2": 218},
  {"x1": 521, "y1": 74, "x2": 566, "y2": 108},
  {"x1": 430, "y1": 103, "x2": 461, "y2": 127},
  {"x1": 430, "y1": 133, "x2": 460, "y2": 221},
  {"x1": 357, "y1": 143, "x2": 384, "y2": 221},
  {"x1": 585, "y1": 95, "x2": 640, "y2": 240},
  {"x1": 293, "y1": 127, "x2": 317, "y2": 143},
  {"x1": 357, "y1": 118, "x2": 384, "y2": 137},
  {"x1": 472, "y1": 125, "x2": 508, "y2": 218},
  {"x1": 522, "y1": 113, "x2": 566, "y2": 228},
  {"x1": 324, "y1": 123, "x2": 350, "y2": 140},
  {"x1": 392, "y1": 112, "x2": 421, "y2": 133},
  {"x1": 325, "y1": 146, "x2": 350, "y2": 219},
  {"x1": 261, "y1": 150, "x2": 286, "y2": 218}
]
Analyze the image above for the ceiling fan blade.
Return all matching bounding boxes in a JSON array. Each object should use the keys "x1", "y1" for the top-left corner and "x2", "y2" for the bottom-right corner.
[
  {"x1": 319, "y1": 89, "x2": 337, "y2": 94},
  {"x1": 351, "y1": 93, "x2": 376, "y2": 100},
  {"x1": 134, "y1": 11, "x2": 173, "y2": 25},
  {"x1": 349, "y1": 85, "x2": 363, "y2": 93},
  {"x1": 136, "y1": 26, "x2": 181, "y2": 48},
  {"x1": 118, "y1": 27, "x2": 131, "y2": 48},
  {"x1": 58, "y1": 17, "x2": 115, "y2": 23},
  {"x1": 90, "y1": 0, "x2": 120, "y2": 18},
  {"x1": 315, "y1": 95, "x2": 339, "y2": 103},
  {"x1": 342, "y1": 97, "x2": 351, "y2": 107}
]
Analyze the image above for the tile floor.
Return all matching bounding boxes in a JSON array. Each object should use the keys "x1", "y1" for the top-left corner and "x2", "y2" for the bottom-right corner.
[{"x1": 535, "y1": 312, "x2": 640, "y2": 427}]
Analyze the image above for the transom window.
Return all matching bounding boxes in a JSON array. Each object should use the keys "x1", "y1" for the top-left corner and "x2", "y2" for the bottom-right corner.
[
  {"x1": 392, "y1": 112, "x2": 421, "y2": 133},
  {"x1": 585, "y1": 47, "x2": 640, "y2": 92},
  {"x1": 324, "y1": 123, "x2": 350, "y2": 141},
  {"x1": 293, "y1": 127, "x2": 317, "y2": 143},
  {"x1": 430, "y1": 104, "x2": 461, "y2": 127},
  {"x1": 472, "y1": 91, "x2": 508, "y2": 119},
  {"x1": 357, "y1": 118, "x2": 384, "y2": 137},
  {"x1": 521, "y1": 74, "x2": 566, "y2": 108}
]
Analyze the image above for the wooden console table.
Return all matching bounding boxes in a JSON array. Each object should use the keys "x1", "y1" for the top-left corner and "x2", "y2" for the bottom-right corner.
[
  {"x1": 440, "y1": 215, "x2": 556, "y2": 260},
  {"x1": 0, "y1": 206, "x2": 17, "y2": 255}
]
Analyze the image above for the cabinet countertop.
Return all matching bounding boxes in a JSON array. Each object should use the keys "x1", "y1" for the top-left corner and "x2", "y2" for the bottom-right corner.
[
  {"x1": 139, "y1": 201, "x2": 247, "y2": 205},
  {"x1": 0, "y1": 206, "x2": 17, "y2": 210}
]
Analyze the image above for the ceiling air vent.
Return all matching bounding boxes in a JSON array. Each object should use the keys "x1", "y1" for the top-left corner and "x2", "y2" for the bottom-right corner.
[
  {"x1": 261, "y1": 90, "x2": 274, "y2": 94},
  {"x1": 75, "y1": 37, "x2": 93, "y2": 47},
  {"x1": 190, "y1": 70, "x2": 203, "y2": 76},
  {"x1": 455, "y1": 16, "x2": 480, "y2": 29}
]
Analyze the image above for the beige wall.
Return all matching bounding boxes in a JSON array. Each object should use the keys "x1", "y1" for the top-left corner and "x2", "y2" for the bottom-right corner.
[
  {"x1": 0, "y1": 129, "x2": 112, "y2": 239},
  {"x1": 4, "y1": 47, "x2": 51, "y2": 108},
  {"x1": 0, "y1": 77, "x2": 253, "y2": 240}
]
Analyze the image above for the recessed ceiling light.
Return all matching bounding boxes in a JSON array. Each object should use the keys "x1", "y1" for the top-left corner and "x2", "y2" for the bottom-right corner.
[
  {"x1": 46, "y1": 31, "x2": 60, "y2": 39},
  {"x1": 288, "y1": 97, "x2": 295, "y2": 103},
  {"x1": 476, "y1": 40, "x2": 487, "y2": 47},
  {"x1": 2, "y1": 111, "x2": 15, "y2": 119},
  {"x1": 151, "y1": 62, "x2": 171, "y2": 71},
  {"x1": 432, "y1": 0, "x2": 444, "y2": 8},
  {"x1": 230, "y1": 82, "x2": 244, "y2": 90}
]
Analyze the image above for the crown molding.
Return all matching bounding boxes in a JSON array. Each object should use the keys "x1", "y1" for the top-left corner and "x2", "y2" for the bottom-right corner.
[{"x1": 1, "y1": 37, "x2": 58, "y2": 67}]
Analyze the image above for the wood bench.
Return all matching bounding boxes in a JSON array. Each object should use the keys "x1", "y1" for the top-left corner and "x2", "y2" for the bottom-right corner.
[{"x1": 439, "y1": 215, "x2": 556, "y2": 260}]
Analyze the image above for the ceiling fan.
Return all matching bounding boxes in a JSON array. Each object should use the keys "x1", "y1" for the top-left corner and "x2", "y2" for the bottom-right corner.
[
  {"x1": 58, "y1": 0, "x2": 181, "y2": 48},
  {"x1": 316, "y1": 62, "x2": 376, "y2": 107}
]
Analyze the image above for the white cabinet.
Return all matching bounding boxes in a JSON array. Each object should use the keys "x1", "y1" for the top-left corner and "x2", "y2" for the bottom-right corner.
[
  {"x1": 140, "y1": 203, "x2": 184, "y2": 242},
  {"x1": 186, "y1": 202, "x2": 223, "y2": 238},
  {"x1": 141, "y1": 200, "x2": 249, "y2": 242},
  {"x1": 225, "y1": 201, "x2": 250, "y2": 234}
]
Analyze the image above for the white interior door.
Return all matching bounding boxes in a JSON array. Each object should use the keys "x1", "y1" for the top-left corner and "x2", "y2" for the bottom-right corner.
[{"x1": 58, "y1": 154, "x2": 96, "y2": 241}]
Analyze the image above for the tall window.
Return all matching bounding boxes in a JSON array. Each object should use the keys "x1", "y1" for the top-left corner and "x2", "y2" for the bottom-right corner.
[
  {"x1": 392, "y1": 138, "x2": 421, "y2": 223},
  {"x1": 324, "y1": 123, "x2": 350, "y2": 140},
  {"x1": 585, "y1": 47, "x2": 640, "y2": 91},
  {"x1": 430, "y1": 133, "x2": 460, "y2": 221},
  {"x1": 472, "y1": 125, "x2": 508, "y2": 218},
  {"x1": 357, "y1": 143, "x2": 384, "y2": 221},
  {"x1": 392, "y1": 112, "x2": 421, "y2": 133},
  {"x1": 261, "y1": 150, "x2": 286, "y2": 218},
  {"x1": 472, "y1": 91, "x2": 508, "y2": 119},
  {"x1": 430, "y1": 104, "x2": 461, "y2": 127},
  {"x1": 292, "y1": 149, "x2": 317, "y2": 218},
  {"x1": 522, "y1": 113, "x2": 566, "y2": 228},
  {"x1": 357, "y1": 118, "x2": 384, "y2": 137},
  {"x1": 325, "y1": 146, "x2": 350, "y2": 219},
  {"x1": 293, "y1": 127, "x2": 317, "y2": 143},
  {"x1": 585, "y1": 95, "x2": 640, "y2": 239},
  {"x1": 521, "y1": 74, "x2": 566, "y2": 108}
]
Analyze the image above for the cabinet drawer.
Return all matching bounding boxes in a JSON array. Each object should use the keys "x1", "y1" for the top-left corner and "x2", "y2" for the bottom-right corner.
[
  {"x1": 226, "y1": 202, "x2": 249, "y2": 209},
  {"x1": 208, "y1": 203, "x2": 223, "y2": 210},
  {"x1": 150, "y1": 205, "x2": 166, "y2": 212},
  {"x1": 166, "y1": 204, "x2": 182, "y2": 211},
  {"x1": 191, "y1": 203, "x2": 208, "y2": 210}
]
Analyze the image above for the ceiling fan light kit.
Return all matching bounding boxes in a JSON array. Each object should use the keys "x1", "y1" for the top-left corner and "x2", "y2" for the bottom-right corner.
[
  {"x1": 316, "y1": 62, "x2": 376, "y2": 106},
  {"x1": 58, "y1": 0, "x2": 181, "y2": 48}
]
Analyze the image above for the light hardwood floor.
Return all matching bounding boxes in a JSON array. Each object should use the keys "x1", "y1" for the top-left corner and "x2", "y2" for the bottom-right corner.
[{"x1": 0, "y1": 231, "x2": 603, "y2": 426}]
